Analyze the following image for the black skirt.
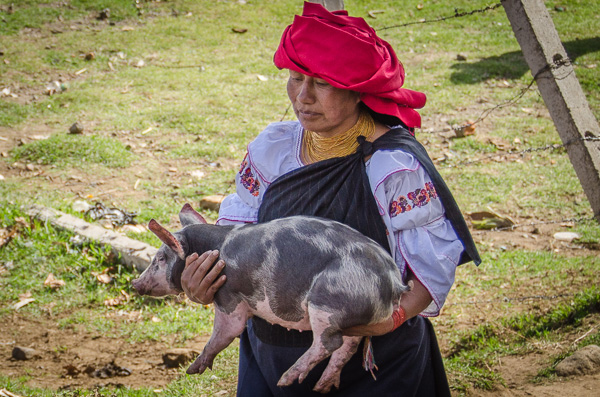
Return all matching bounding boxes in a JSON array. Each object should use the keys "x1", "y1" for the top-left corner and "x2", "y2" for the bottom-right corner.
[{"x1": 237, "y1": 316, "x2": 450, "y2": 397}]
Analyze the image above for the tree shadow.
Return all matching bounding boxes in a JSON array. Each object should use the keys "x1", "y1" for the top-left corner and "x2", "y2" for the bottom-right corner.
[{"x1": 449, "y1": 36, "x2": 600, "y2": 84}]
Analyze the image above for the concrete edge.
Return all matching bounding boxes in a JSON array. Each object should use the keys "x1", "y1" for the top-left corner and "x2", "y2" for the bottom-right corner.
[{"x1": 26, "y1": 204, "x2": 156, "y2": 273}]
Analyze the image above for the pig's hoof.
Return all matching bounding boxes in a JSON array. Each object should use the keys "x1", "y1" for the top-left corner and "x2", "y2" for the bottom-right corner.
[
  {"x1": 313, "y1": 382, "x2": 335, "y2": 394},
  {"x1": 277, "y1": 376, "x2": 294, "y2": 387},
  {"x1": 313, "y1": 374, "x2": 340, "y2": 394},
  {"x1": 277, "y1": 371, "x2": 300, "y2": 387},
  {"x1": 186, "y1": 357, "x2": 211, "y2": 375}
]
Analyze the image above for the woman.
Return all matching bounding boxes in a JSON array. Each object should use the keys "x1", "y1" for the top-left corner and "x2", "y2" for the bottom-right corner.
[{"x1": 182, "y1": 3, "x2": 480, "y2": 396}]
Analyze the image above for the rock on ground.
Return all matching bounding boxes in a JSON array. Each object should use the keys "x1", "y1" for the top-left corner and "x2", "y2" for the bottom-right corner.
[{"x1": 556, "y1": 344, "x2": 600, "y2": 377}]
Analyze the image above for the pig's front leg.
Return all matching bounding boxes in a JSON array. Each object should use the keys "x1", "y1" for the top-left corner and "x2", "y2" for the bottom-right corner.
[
  {"x1": 277, "y1": 307, "x2": 343, "y2": 389},
  {"x1": 313, "y1": 336, "x2": 362, "y2": 393},
  {"x1": 186, "y1": 303, "x2": 249, "y2": 375}
]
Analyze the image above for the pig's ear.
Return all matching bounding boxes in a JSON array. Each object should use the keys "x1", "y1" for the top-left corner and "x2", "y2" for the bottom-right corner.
[
  {"x1": 179, "y1": 203, "x2": 208, "y2": 226},
  {"x1": 148, "y1": 219, "x2": 185, "y2": 260}
]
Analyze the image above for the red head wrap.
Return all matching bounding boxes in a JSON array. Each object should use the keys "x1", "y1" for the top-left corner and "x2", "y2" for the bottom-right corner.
[{"x1": 274, "y1": 2, "x2": 427, "y2": 129}]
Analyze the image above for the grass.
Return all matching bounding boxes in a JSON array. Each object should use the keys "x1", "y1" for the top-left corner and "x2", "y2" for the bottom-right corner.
[
  {"x1": 1, "y1": 0, "x2": 600, "y2": 395},
  {"x1": 445, "y1": 287, "x2": 600, "y2": 393},
  {"x1": 11, "y1": 133, "x2": 135, "y2": 167}
]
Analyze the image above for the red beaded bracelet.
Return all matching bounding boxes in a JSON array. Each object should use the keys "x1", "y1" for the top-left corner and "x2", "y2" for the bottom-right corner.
[{"x1": 391, "y1": 306, "x2": 406, "y2": 331}]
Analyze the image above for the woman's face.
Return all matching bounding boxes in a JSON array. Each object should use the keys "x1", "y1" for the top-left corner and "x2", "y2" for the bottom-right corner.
[{"x1": 287, "y1": 70, "x2": 361, "y2": 137}]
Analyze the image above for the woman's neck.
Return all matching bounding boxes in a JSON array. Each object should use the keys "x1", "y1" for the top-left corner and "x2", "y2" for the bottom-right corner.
[{"x1": 301, "y1": 111, "x2": 381, "y2": 164}]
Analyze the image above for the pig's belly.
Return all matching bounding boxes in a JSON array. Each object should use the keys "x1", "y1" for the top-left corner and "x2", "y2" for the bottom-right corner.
[{"x1": 253, "y1": 293, "x2": 312, "y2": 331}]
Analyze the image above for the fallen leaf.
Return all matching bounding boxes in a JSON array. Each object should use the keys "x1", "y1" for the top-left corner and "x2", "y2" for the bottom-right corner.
[
  {"x1": 367, "y1": 10, "x2": 385, "y2": 18},
  {"x1": 13, "y1": 298, "x2": 35, "y2": 310},
  {"x1": 104, "y1": 290, "x2": 130, "y2": 306},
  {"x1": 96, "y1": 273, "x2": 113, "y2": 284},
  {"x1": 0, "y1": 387, "x2": 26, "y2": 397},
  {"x1": 44, "y1": 273, "x2": 66, "y2": 289},
  {"x1": 487, "y1": 136, "x2": 512, "y2": 151},
  {"x1": 469, "y1": 209, "x2": 515, "y2": 230},
  {"x1": 232, "y1": 27, "x2": 248, "y2": 33}
]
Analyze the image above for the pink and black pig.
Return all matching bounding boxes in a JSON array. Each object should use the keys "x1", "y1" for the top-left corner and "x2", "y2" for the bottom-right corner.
[{"x1": 132, "y1": 203, "x2": 409, "y2": 393}]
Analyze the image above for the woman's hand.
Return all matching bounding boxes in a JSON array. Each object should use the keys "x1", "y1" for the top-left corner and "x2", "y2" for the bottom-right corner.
[{"x1": 181, "y1": 250, "x2": 226, "y2": 305}]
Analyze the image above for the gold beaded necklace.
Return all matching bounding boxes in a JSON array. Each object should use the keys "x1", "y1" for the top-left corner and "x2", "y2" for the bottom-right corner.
[{"x1": 302, "y1": 111, "x2": 375, "y2": 164}]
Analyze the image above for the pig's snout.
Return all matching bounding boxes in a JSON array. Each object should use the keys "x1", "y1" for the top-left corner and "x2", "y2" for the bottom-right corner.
[{"x1": 131, "y1": 278, "x2": 147, "y2": 295}]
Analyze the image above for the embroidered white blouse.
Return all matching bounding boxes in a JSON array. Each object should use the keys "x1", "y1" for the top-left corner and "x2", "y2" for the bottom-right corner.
[{"x1": 217, "y1": 121, "x2": 463, "y2": 317}]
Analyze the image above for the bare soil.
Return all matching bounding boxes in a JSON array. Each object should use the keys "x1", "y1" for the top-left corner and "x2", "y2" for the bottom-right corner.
[{"x1": 0, "y1": 313, "x2": 210, "y2": 392}]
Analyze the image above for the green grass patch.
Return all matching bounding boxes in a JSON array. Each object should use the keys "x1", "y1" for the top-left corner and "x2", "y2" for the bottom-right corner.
[
  {"x1": 0, "y1": 101, "x2": 32, "y2": 127},
  {"x1": 10, "y1": 133, "x2": 135, "y2": 167},
  {"x1": 0, "y1": 0, "x2": 140, "y2": 35},
  {"x1": 0, "y1": 203, "x2": 214, "y2": 336}
]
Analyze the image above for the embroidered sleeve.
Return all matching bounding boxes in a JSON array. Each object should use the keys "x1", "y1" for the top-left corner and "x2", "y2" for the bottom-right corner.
[
  {"x1": 238, "y1": 153, "x2": 263, "y2": 199},
  {"x1": 370, "y1": 150, "x2": 463, "y2": 317},
  {"x1": 215, "y1": 153, "x2": 263, "y2": 225},
  {"x1": 383, "y1": 159, "x2": 445, "y2": 229},
  {"x1": 217, "y1": 122, "x2": 303, "y2": 225}
]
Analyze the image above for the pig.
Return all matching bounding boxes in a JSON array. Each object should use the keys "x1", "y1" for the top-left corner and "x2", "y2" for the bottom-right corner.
[{"x1": 132, "y1": 203, "x2": 409, "y2": 393}]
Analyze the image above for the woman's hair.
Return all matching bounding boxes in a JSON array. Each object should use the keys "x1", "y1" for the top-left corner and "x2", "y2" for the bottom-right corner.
[{"x1": 361, "y1": 103, "x2": 412, "y2": 132}]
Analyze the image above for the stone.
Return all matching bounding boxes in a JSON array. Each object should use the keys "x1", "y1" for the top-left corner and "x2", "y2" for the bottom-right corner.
[
  {"x1": 68, "y1": 122, "x2": 84, "y2": 134},
  {"x1": 26, "y1": 204, "x2": 158, "y2": 272},
  {"x1": 72, "y1": 200, "x2": 92, "y2": 213},
  {"x1": 556, "y1": 345, "x2": 600, "y2": 377},
  {"x1": 98, "y1": 8, "x2": 110, "y2": 20},
  {"x1": 553, "y1": 231, "x2": 582, "y2": 242},
  {"x1": 199, "y1": 195, "x2": 226, "y2": 212},
  {"x1": 12, "y1": 346, "x2": 41, "y2": 360}
]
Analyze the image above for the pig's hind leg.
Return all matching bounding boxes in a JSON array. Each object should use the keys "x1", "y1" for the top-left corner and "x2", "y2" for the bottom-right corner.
[
  {"x1": 186, "y1": 304, "x2": 248, "y2": 375},
  {"x1": 313, "y1": 335, "x2": 362, "y2": 393},
  {"x1": 277, "y1": 306, "x2": 344, "y2": 390}
]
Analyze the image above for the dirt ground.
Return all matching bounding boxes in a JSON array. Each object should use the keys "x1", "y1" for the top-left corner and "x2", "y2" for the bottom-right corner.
[
  {"x1": 0, "y1": 313, "x2": 205, "y2": 392},
  {"x1": 2, "y1": 121, "x2": 600, "y2": 396},
  {"x1": 1, "y1": 305, "x2": 599, "y2": 396},
  {"x1": 1, "y1": 311, "x2": 599, "y2": 396}
]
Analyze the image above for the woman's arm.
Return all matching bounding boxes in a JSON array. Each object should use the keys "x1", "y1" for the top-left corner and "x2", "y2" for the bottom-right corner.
[{"x1": 342, "y1": 271, "x2": 432, "y2": 336}]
